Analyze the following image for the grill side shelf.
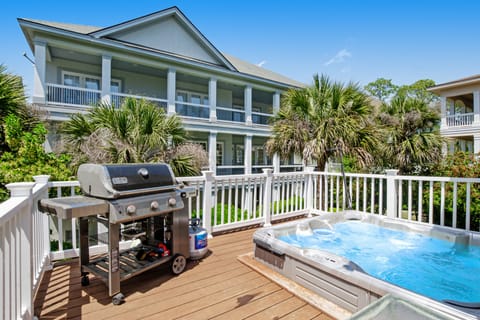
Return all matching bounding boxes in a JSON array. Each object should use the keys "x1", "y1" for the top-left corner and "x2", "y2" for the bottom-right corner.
[{"x1": 83, "y1": 247, "x2": 173, "y2": 283}]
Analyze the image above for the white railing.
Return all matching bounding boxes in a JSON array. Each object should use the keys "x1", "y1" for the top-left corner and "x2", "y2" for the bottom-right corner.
[
  {"x1": 0, "y1": 176, "x2": 51, "y2": 320},
  {"x1": 252, "y1": 110, "x2": 273, "y2": 125},
  {"x1": 46, "y1": 83, "x2": 101, "y2": 107},
  {"x1": 2, "y1": 169, "x2": 480, "y2": 318},
  {"x1": 216, "y1": 106, "x2": 245, "y2": 122},
  {"x1": 176, "y1": 101, "x2": 209, "y2": 119},
  {"x1": 445, "y1": 113, "x2": 474, "y2": 127},
  {"x1": 111, "y1": 92, "x2": 167, "y2": 111}
]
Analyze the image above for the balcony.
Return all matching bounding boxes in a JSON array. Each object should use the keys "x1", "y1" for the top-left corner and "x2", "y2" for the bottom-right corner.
[{"x1": 445, "y1": 113, "x2": 474, "y2": 127}]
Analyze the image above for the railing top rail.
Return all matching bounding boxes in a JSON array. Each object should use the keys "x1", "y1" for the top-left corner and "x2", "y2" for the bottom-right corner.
[
  {"x1": 446, "y1": 112, "x2": 474, "y2": 117},
  {"x1": 176, "y1": 101, "x2": 209, "y2": 108},
  {"x1": 48, "y1": 181, "x2": 81, "y2": 188},
  {"x1": 395, "y1": 175, "x2": 480, "y2": 183},
  {"x1": 215, "y1": 173, "x2": 265, "y2": 181},
  {"x1": 0, "y1": 197, "x2": 30, "y2": 224},
  {"x1": 46, "y1": 83, "x2": 101, "y2": 93},
  {"x1": 312, "y1": 171, "x2": 386, "y2": 179},
  {"x1": 112, "y1": 92, "x2": 167, "y2": 102},
  {"x1": 216, "y1": 106, "x2": 246, "y2": 113},
  {"x1": 251, "y1": 110, "x2": 273, "y2": 117}
]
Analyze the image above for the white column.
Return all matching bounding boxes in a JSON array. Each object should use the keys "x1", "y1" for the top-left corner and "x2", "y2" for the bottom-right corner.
[
  {"x1": 244, "y1": 134, "x2": 252, "y2": 174},
  {"x1": 273, "y1": 153, "x2": 280, "y2": 173},
  {"x1": 273, "y1": 91, "x2": 280, "y2": 114},
  {"x1": 245, "y1": 85, "x2": 252, "y2": 125},
  {"x1": 440, "y1": 96, "x2": 447, "y2": 127},
  {"x1": 33, "y1": 40, "x2": 47, "y2": 104},
  {"x1": 208, "y1": 131, "x2": 217, "y2": 172},
  {"x1": 167, "y1": 68, "x2": 176, "y2": 115},
  {"x1": 209, "y1": 77, "x2": 217, "y2": 122},
  {"x1": 473, "y1": 91, "x2": 480, "y2": 124},
  {"x1": 474, "y1": 134, "x2": 480, "y2": 155},
  {"x1": 385, "y1": 169, "x2": 399, "y2": 218},
  {"x1": 101, "y1": 55, "x2": 112, "y2": 105}
]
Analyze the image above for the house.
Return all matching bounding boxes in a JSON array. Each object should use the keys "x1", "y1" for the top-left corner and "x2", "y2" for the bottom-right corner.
[
  {"x1": 429, "y1": 75, "x2": 480, "y2": 154},
  {"x1": 18, "y1": 6, "x2": 305, "y2": 175}
]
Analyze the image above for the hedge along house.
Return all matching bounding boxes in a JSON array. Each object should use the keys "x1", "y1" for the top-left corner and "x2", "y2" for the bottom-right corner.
[{"x1": 18, "y1": 6, "x2": 305, "y2": 175}]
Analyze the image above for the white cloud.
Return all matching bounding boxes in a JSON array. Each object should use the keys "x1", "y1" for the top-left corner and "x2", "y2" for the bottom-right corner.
[
  {"x1": 256, "y1": 60, "x2": 267, "y2": 67},
  {"x1": 324, "y1": 49, "x2": 352, "y2": 66}
]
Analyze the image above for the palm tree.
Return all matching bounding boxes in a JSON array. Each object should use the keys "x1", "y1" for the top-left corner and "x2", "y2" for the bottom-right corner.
[
  {"x1": 266, "y1": 74, "x2": 379, "y2": 171},
  {"x1": 61, "y1": 97, "x2": 205, "y2": 176},
  {"x1": 378, "y1": 95, "x2": 443, "y2": 174},
  {"x1": 0, "y1": 64, "x2": 40, "y2": 153}
]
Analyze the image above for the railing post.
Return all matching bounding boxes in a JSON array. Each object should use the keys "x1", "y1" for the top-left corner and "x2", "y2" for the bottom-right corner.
[
  {"x1": 304, "y1": 166, "x2": 315, "y2": 217},
  {"x1": 262, "y1": 168, "x2": 273, "y2": 227},
  {"x1": 385, "y1": 170, "x2": 399, "y2": 218},
  {"x1": 202, "y1": 171, "x2": 214, "y2": 238},
  {"x1": 33, "y1": 175, "x2": 52, "y2": 269},
  {"x1": 6, "y1": 182, "x2": 36, "y2": 319}
]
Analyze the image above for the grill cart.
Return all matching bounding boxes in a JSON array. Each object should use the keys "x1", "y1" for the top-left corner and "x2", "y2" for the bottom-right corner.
[{"x1": 39, "y1": 163, "x2": 196, "y2": 305}]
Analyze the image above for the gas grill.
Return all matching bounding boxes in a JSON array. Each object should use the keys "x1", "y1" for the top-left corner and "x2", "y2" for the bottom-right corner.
[{"x1": 39, "y1": 163, "x2": 196, "y2": 305}]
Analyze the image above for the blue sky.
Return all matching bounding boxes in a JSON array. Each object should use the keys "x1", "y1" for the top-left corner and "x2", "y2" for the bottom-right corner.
[{"x1": 2, "y1": 0, "x2": 480, "y2": 96}]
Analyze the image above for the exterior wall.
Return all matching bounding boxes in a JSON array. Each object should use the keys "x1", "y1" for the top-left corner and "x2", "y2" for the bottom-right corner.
[{"x1": 111, "y1": 16, "x2": 220, "y2": 65}]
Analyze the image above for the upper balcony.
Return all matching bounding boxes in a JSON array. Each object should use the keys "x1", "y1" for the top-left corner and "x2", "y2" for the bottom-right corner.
[
  {"x1": 439, "y1": 92, "x2": 480, "y2": 137},
  {"x1": 34, "y1": 48, "x2": 279, "y2": 130}
]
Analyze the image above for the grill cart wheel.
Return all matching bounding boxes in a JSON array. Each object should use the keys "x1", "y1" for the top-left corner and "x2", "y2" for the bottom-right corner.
[
  {"x1": 112, "y1": 292, "x2": 125, "y2": 305},
  {"x1": 81, "y1": 275, "x2": 89, "y2": 286},
  {"x1": 171, "y1": 254, "x2": 187, "y2": 275}
]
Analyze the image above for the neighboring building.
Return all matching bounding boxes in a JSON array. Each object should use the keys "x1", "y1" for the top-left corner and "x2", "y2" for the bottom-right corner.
[
  {"x1": 429, "y1": 75, "x2": 480, "y2": 154},
  {"x1": 18, "y1": 6, "x2": 305, "y2": 175}
]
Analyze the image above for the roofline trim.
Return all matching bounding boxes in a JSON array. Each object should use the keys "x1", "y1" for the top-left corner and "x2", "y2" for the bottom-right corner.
[{"x1": 18, "y1": 19, "x2": 297, "y2": 89}]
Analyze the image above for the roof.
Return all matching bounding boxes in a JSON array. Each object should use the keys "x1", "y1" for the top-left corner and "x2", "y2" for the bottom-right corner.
[
  {"x1": 19, "y1": 8, "x2": 304, "y2": 88},
  {"x1": 428, "y1": 74, "x2": 480, "y2": 93}
]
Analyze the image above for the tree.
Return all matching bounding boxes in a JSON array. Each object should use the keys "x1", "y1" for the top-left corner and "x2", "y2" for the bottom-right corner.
[
  {"x1": 266, "y1": 74, "x2": 380, "y2": 171},
  {"x1": 397, "y1": 79, "x2": 438, "y2": 104},
  {"x1": 377, "y1": 95, "x2": 443, "y2": 174},
  {"x1": 0, "y1": 114, "x2": 73, "y2": 201},
  {"x1": 60, "y1": 97, "x2": 207, "y2": 176},
  {"x1": 0, "y1": 64, "x2": 40, "y2": 153},
  {"x1": 364, "y1": 78, "x2": 398, "y2": 102}
]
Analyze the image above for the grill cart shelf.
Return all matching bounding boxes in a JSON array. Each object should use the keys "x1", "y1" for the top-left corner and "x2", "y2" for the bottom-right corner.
[{"x1": 39, "y1": 163, "x2": 196, "y2": 305}]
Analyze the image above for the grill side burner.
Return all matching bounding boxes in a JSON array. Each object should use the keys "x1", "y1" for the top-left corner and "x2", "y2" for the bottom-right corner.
[{"x1": 38, "y1": 163, "x2": 197, "y2": 305}]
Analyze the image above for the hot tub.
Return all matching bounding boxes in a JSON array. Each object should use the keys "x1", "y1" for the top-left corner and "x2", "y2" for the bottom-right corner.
[{"x1": 253, "y1": 211, "x2": 480, "y2": 319}]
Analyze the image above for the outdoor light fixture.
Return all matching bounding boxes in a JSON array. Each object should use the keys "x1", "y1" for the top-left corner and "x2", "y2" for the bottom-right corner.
[{"x1": 22, "y1": 52, "x2": 35, "y2": 65}]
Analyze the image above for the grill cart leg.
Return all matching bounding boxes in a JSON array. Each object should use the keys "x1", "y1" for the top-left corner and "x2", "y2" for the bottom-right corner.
[
  {"x1": 79, "y1": 217, "x2": 90, "y2": 286},
  {"x1": 108, "y1": 222, "x2": 123, "y2": 304}
]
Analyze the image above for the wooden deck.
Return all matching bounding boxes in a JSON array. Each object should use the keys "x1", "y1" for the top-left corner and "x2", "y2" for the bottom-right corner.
[{"x1": 34, "y1": 227, "x2": 334, "y2": 320}]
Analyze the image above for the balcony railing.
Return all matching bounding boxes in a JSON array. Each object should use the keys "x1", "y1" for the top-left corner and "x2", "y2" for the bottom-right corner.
[
  {"x1": 46, "y1": 83, "x2": 101, "y2": 107},
  {"x1": 176, "y1": 101, "x2": 209, "y2": 119},
  {"x1": 111, "y1": 92, "x2": 167, "y2": 111},
  {"x1": 217, "y1": 106, "x2": 245, "y2": 123},
  {"x1": 2, "y1": 169, "x2": 480, "y2": 318},
  {"x1": 445, "y1": 113, "x2": 474, "y2": 127},
  {"x1": 252, "y1": 110, "x2": 273, "y2": 125}
]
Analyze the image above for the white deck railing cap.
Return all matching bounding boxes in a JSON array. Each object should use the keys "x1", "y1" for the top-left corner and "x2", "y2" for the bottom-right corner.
[{"x1": 6, "y1": 182, "x2": 36, "y2": 197}]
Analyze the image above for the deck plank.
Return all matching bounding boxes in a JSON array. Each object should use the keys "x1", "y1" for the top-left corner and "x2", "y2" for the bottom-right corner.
[{"x1": 34, "y1": 226, "x2": 335, "y2": 319}]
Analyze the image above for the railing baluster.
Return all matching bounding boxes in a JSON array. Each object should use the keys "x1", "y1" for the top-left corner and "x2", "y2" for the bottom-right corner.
[
  {"x1": 371, "y1": 178, "x2": 375, "y2": 214},
  {"x1": 363, "y1": 177, "x2": 367, "y2": 213},
  {"x1": 440, "y1": 182, "x2": 445, "y2": 226},
  {"x1": 452, "y1": 182, "x2": 457, "y2": 228},
  {"x1": 429, "y1": 181, "x2": 434, "y2": 224},
  {"x1": 466, "y1": 183, "x2": 471, "y2": 231},
  {"x1": 408, "y1": 180, "x2": 412, "y2": 220},
  {"x1": 379, "y1": 178, "x2": 383, "y2": 215},
  {"x1": 418, "y1": 181, "x2": 423, "y2": 222}
]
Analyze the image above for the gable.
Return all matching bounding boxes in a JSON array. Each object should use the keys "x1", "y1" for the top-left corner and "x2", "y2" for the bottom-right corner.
[{"x1": 106, "y1": 15, "x2": 224, "y2": 66}]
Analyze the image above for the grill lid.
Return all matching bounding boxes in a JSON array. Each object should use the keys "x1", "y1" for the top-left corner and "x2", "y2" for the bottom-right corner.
[{"x1": 77, "y1": 163, "x2": 177, "y2": 199}]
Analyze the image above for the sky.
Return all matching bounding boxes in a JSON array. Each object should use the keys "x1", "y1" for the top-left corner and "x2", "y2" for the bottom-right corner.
[{"x1": 2, "y1": 0, "x2": 480, "y2": 97}]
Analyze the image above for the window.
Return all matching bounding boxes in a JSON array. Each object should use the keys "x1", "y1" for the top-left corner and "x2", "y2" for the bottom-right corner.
[
  {"x1": 62, "y1": 71, "x2": 121, "y2": 92},
  {"x1": 176, "y1": 90, "x2": 209, "y2": 118},
  {"x1": 233, "y1": 144, "x2": 244, "y2": 165},
  {"x1": 216, "y1": 142, "x2": 224, "y2": 165}
]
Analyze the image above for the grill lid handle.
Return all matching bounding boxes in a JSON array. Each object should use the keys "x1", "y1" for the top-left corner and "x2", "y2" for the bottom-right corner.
[{"x1": 137, "y1": 167, "x2": 149, "y2": 179}]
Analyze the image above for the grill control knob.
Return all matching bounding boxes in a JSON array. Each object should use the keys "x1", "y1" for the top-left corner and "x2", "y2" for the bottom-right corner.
[
  {"x1": 168, "y1": 197, "x2": 177, "y2": 207},
  {"x1": 126, "y1": 205, "x2": 136, "y2": 215},
  {"x1": 151, "y1": 201, "x2": 159, "y2": 210}
]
